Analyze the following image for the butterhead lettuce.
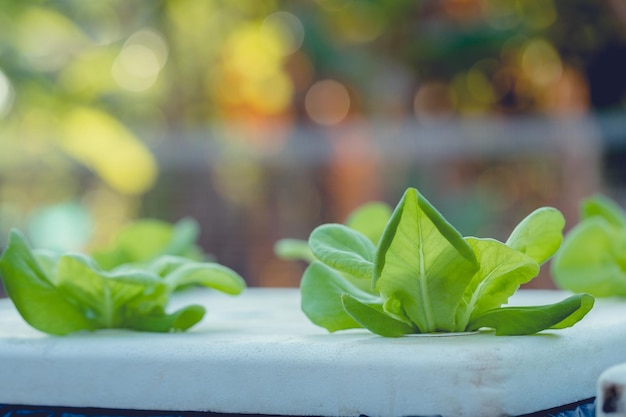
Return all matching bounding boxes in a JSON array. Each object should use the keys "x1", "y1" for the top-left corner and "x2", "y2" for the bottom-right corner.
[
  {"x1": 0, "y1": 229, "x2": 246, "y2": 335},
  {"x1": 300, "y1": 187, "x2": 594, "y2": 337},
  {"x1": 552, "y1": 194, "x2": 626, "y2": 297}
]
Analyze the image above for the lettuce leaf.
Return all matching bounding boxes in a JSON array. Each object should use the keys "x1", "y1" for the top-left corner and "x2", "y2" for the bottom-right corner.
[
  {"x1": 374, "y1": 188, "x2": 479, "y2": 333},
  {"x1": 553, "y1": 194, "x2": 626, "y2": 297},
  {"x1": 455, "y1": 237, "x2": 539, "y2": 328},
  {"x1": 505, "y1": 207, "x2": 565, "y2": 265},
  {"x1": 0, "y1": 231, "x2": 96, "y2": 335},
  {"x1": 309, "y1": 224, "x2": 376, "y2": 280},
  {"x1": 0, "y1": 229, "x2": 246, "y2": 335},
  {"x1": 300, "y1": 261, "x2": 378, "y2": 332},
  {"x1": 274, "y1": 202, "x2": 392, "y2": 263},
  {"x1": 300, "y1": 187, "x2": 594, "y2": 336},
  {"x1": 467, "y1": 293, "x2": 594, "y2": 336},
  {"x1": 91, "y1": 218, "x2": 205, "y2": 270}
]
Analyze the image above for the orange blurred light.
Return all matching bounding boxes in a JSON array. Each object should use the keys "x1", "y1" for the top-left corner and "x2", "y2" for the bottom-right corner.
[
  {"x1": 539, "y1": 66, "x2": 590, "y2": 115},
  {"x1": 214, "y1": 22, "x2": 295, "y2": 120},
  {"x1": 325, "y1": 123, "x2": 382, "y2": 221},
  {"x1": 305, "y1": 79, "x2": 351, "y2": 125}
]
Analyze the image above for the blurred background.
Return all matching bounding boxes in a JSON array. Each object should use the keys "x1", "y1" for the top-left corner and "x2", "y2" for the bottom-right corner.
[{"x1": 0, "y1": 0, "x2": 625, "y2": 290}]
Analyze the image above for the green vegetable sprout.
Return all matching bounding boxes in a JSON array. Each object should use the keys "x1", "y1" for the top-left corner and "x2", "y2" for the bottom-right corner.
[
  {"x1": 552, "y1": 194, "x2": 626, "y2": 297},
  {"x1": 280, "y1": 187, "x2": 593, "y2": 337},
  {"x1": 90, "y1": 217, "x2": 209, "y2": 269},
  {"x1": 0, "y1": 220, "x2": 246, "y2": 335}
]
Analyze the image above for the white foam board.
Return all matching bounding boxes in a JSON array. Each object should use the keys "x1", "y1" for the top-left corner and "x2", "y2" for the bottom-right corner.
[{"x1": 0, "y1": 288, "x2": 624, "y2": 417}]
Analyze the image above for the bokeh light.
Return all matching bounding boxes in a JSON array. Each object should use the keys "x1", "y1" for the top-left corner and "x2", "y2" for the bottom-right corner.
[
  {"x1": 521, "y1": 39, "x2": 563, "y2": 88},
  {"x1": 26, "y1": 202, "x2": 93, "y2": 251},
  {"x1": 305, "y1": 79, "x2": 351, "y2": 125},
  {"x1": 0, "y1": 1, "x2": 623, "y2": 289},
  {"x1": 60, "y1": 107, "x2": 157, "y2": 195},
  {"x1": 112, "y1": 29, "x2": 168, "y2": 92},
  {"x1": 262, "y1": 11, "x2": 305, "y2": 54},
  {"x1": 214, "y1": 21, "x2": 294, "y2": 118}
]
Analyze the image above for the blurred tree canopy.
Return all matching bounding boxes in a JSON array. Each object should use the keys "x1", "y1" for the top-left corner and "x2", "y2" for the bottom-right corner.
[{"x1": 0, "y1": 0, "x2": 625, "y2": 282}]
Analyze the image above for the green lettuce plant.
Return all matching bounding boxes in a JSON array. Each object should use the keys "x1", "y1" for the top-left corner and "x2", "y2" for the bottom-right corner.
[
  {"x1": 275, "y1": 201, "x2": 392, "y2": 264},
  {"x1": 552, "y1": 194, "x2": 626, "y2": 297},
  {"x1": 295, "y1": 187, "x2": 593, "y2": 337},
  {"x1": 0, "y1": 229, "x2": 246, "y2": 335},
  {"x1": 90, "y1": 217, "x2": 207, "y2": 270},
  {"x1": 275, "y1": 201, "x2": 392, "y2": 293}
]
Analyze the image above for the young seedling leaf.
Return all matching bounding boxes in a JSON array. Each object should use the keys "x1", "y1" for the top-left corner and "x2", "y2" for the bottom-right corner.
[
  {"x1": 33, "y1": 249, "x2": 60, "y2": 280},
  {"x1": 0, "y1": 230, "x2": 96, "y2": 335},
  {"x1": 158, "y1": 258, "x2": 246, "y2": 294},
  {"x1": 345, "y1": 202, "x2": 392, "y2": 245},
  {"x1": 273, "y1": 239, "x2": 316, "y2": 262},
  {"x1": 55, "y1": 254, "x2": 162, "y2": 328},
  {"x1": 124, "y1": 304, "x2": 206, "y2": 332},
  {"x1": 505, "y1": 207, "x2": 565, "y2": 265},
  {"x1": 274, "y1": 202, "x2": 391, "y2": 263},
  {"x1": 0, "y1": 226, "x2": 246, "y2": 335},
  {"x1": 92, "y1": 218, "x2": 203, "y2": 270},
  {"x1": 581, "y1": 194, "x2": 626, "y2": 228},
  {"x1": 301, "y1": 261, "x2": 381, "y2": 332},
  {"x1": 549, "y1": 293, "x2": 595, "y2": 329},
  {"x1": 455, "y1": 238, "x2": 539, "y2": 329},
  {"x1": 309, "y1": 224, "x2": 376, "y2": 280},
  {"x1": 341, "y1": 293, "x2": 415, "y2": 337},
  {"x1": 160, "y1": 217, "x2": 201, "y2": 258},
  {"x1": 374, "y1": 188, "x2": 479, "y2": 333},
  {"x1": 467, "y1": 293, "x2": 594, "y2": 335},
  {"x1": 552, "y1": 217, "x2": 626, "y2": 297}
]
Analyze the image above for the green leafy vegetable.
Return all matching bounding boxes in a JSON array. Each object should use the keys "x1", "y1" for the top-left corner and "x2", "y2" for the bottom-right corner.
[
  {"x1": 374, "y1": 189, "x2": 479, "y2": 333},
  {"x1": 505, "y1": 207, "x2": 566, "y2": 265},
  {"x1": 0, "y1": 229, "x2": 246, "y2": 335},
  {"x1": 581, "y1": 194, "x2": 626, "y2": 228},
  {"x1": 91, "y1": 217, "x2": 206, "y2": 270},
  {"x1": 341, "y1": 293, "x2": 416, "y2": 337},
  {"x1": 467, "y1": 293, "x2": 595, "y2": 336},
  {"x1": 552, "y1": 194, "x2": 626, "y2": 297},
  {"x1": 344, "y1": 202, "x2": 392, "y2": 245},
  {"x1": 299, "y1": 187, "x2": 593, "y2": 337},
  {"x1": 274, "y1": 202, "x2": 392, "y2": 263},
  {"x1": 309, "y1": 224, "x2": 376, "y2": 280},
  {"x1": 300, "y1": 261, "x2": 376, "y2": 332},
  {"x1": 273, "y1": 239, "x2": 315, "y2": 263}
]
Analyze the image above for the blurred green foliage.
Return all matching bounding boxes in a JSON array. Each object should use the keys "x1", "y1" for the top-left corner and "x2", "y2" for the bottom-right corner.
[{"x1": 0, "y1": 0, "x2": 624, "y2": 286}]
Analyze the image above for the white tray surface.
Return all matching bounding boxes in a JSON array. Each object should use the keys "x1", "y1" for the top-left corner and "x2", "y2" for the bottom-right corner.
[{"x1": 0, "y1": 288, "x2": 624, "y2": 417}]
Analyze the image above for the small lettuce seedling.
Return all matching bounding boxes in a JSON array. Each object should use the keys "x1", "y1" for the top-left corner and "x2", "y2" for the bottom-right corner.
[
  {"x1": 552, "y1": 194, "x2": 626, "y2": 297},
  {"x1": 275, "y1": 202, "x2": 392, "y2": 293},
  {"x1": 275, "y1": 202, "x2": 392, "y2": 265},
  {"x1": 91, "y1": 217, "x2": 207, "y2": 270},
  {"x1": 0, "y1": 229, "x2": 246, "y2": 335},
  {"x1": 298, "y1": 187, "x2": 594, "y2": 337}
]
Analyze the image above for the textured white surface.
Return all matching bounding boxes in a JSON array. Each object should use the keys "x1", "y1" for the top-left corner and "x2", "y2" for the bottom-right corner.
[{"x1": 0, "y1": 288, "x2": 624, "y2": 417}]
